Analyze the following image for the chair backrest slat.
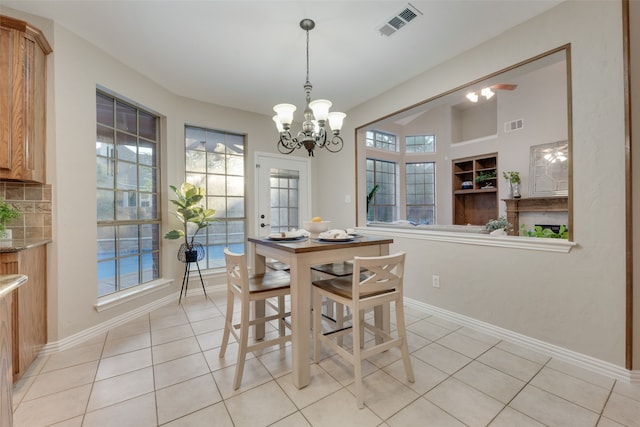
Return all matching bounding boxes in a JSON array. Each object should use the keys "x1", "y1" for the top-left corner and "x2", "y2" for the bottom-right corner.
[
  {"x1": 353, "y1": 252, "x2": 405, "y2": 298},
  {"x1": 224, "y1": 248, "x2": 249, "y2": 292}
]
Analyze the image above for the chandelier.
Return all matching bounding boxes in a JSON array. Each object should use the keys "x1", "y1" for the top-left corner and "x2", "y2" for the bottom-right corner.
[{"x1": 273, "y1": 19, "x2": 346, "y2": 156}]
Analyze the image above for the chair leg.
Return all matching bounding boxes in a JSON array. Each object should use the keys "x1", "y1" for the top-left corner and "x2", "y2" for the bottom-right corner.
[
  {"x1": 277, "y1": 295, "x2": 285, "y2": 336},
  {"x1": 359, "y1": 310, "x2": 366, "y2": 348},
  {"x1": 219, "y1": 290, "x2": 234, "y2": 358},
  {"x1": 233, "y1": 298, "x2": 251, "y2": 390},
  {"x1": 395, "y1": 300, "x2": 415, "y2": 383},
  {"x1": 312, "y1": 288, "x2": 322, "y2": 363},
  {"x1": 336, "y1": 301, "x2": 345, "y2": 346},
  {"x1": 353, "y1": 303, "x2": 365, "y2": 409}
]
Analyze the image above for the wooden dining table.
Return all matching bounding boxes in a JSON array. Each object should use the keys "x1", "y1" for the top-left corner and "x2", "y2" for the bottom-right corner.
[{"x1": 248, "y1": 234, "x2": 393, "y2": 389}]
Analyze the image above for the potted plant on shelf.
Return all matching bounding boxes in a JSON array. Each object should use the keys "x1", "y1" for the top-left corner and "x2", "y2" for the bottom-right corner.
[
  {"x1": 475, "y1": 170, "x2": 496, "y2": 188},
  {"x1": 502, "y1": 171, "x2": 521, "y2": 198},
  {"x1": 164, "y1": 182, "x2": 216, "y2": 262},
  {"x1": 485, "y1": 216, "x2": 512, "y2": 236},
  {"x1": 0, "y1": 198, "x2": 21, "y2": 240}
]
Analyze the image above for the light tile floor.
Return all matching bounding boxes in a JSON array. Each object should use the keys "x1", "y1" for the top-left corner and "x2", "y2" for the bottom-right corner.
[{"x1": 11, "y1": 290, "x2": 640, "y2": 427}]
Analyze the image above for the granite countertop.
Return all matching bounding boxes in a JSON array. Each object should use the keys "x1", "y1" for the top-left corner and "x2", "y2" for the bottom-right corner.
[
  {"x1": 0, "y1": 274, "x2": 28, "y2": 298},
  {"x1": 0, "y1": 238, "x2": 52, "y2": 253}
]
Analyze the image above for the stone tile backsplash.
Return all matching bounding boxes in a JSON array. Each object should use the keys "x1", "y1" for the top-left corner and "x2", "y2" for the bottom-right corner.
[{"x1": 0, "y1": 182, "x2": 52, "y2": 240}]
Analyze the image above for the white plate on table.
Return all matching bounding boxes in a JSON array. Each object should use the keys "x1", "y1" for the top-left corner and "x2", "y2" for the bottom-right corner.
[
  {"x1": 266, "y1": 235, "x2": 306, "y2": 241},
  {"x1": 316, "y1": 236, "x2": 354, "y2": 242}
]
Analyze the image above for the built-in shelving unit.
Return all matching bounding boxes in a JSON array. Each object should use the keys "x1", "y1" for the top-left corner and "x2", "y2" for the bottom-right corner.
[{"x1": 453, "y1": 153, "x2": 498, "y2": 225}]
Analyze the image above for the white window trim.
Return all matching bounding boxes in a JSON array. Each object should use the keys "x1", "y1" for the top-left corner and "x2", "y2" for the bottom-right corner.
[{"x1": 95, "y1": 278, "x2": 173, "y2": 312}]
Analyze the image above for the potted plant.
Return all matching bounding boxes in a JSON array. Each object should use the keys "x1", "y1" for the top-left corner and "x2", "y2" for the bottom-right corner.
[
  {"x1": 502, "y1": 171, "x2": 521, "y2": 198},
  {"x1": 0, "y1": 198, "x2": 21, "y2": 240},
  {"x1": 366, "y1": 184, "x2": 379, "y2": 219},
  {"x1": 164, "y1": 183, "x2": 216, "y2": 262},
  {"x1": 475, "y1": 170, "x2": 496, "y2": 187},
  {"x1": 485, "y1": 216, "x2": 512, "y2": 236},
  {"x1": 520, "y1": 224, "x2": 568, "y2": 239}
]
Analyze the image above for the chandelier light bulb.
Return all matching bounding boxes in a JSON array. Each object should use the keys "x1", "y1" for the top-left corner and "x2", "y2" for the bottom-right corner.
[{"x1": 466, "y1": 92, "x2": 478, "y2": 102}]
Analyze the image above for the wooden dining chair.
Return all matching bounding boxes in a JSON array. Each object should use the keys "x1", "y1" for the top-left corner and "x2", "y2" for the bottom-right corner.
[
  {"x1": 312, "y1": 252, "x2": 414, "y2": 408},
  {"x1": 219, "y1": 248, "x2": 292, "y2": 390}
]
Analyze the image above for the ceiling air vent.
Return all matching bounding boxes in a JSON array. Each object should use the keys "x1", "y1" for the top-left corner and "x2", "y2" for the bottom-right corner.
[{"x1": 378, "y1": 3, "x2": 423, "y2": 37}]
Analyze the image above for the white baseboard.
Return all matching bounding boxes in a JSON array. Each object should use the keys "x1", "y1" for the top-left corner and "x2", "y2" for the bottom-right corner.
[
  {"x1": 41, "y1": 289, "x2": 637, "y2": 384},
  {"x1": 404, "y1": 297, "x2": 636, "y2": 383},
  {"x1": 42, "y1": 284, "x2": 226, "y2": 354}
]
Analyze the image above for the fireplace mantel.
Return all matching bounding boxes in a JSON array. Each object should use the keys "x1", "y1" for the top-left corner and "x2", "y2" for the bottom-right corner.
[{"x1": 503, "y1": 196, "x2": 568, "y2": 235}]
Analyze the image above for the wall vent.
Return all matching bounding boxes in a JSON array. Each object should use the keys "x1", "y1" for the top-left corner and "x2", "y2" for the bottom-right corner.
[
  {"x1": 378, "y1": 3, "x2": 422, "y2": 37},
  {"x1": 504, "y1": 119, "x2": 524, "y2": 133}
]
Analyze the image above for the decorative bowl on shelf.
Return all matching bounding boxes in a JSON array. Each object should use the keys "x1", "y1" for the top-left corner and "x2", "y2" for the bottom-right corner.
[
  {"x1": 303, "y1": 220, "x2": 331, "y2": 236},
  {"x1": 461, "y1": 181, "x2": 473, "y2": 189}
]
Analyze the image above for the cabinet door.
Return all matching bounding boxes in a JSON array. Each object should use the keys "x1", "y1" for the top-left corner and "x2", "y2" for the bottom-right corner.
[
  {"x1": 0, "y1": 246, "x2": 47, "y2": 383},
  {"x1": 0, "y1": 26, "x2": 17, "y2": 173},
  {"x1": 0, "y1": 294, "x2": 12, "y2": 427},
  {"x1": 0, "y1": 19, "x2": 48, "y2": 183},
  {"x1": 15, "y1": 246, "x2": 46, "y2": 380}
]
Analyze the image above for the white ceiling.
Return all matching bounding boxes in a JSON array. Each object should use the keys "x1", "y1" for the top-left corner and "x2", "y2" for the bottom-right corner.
[{"x1": 3, "y1": 0, "x2": 564, "y2": 118}]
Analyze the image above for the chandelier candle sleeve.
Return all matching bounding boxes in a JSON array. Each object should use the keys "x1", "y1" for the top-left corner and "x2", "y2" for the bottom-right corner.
[{"x1": 272, "y1": 18, "x2": 346, "y2": 156}]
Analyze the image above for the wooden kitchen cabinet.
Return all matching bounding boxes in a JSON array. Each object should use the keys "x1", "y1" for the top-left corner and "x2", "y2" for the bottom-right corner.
[
  {"x1": 0, "y1": 16, "x2": 52, "y2": 183},
  {"x1": 0, "y1": 245, "x2": 47, "y2": 383},
  {"x1": 0, "y1": 292, "x2": 12, "y2": 427}
]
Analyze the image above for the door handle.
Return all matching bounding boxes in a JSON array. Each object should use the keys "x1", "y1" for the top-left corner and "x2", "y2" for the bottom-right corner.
[{"x1": 260, "y1": 223, "x2": 270, "y2": 228}]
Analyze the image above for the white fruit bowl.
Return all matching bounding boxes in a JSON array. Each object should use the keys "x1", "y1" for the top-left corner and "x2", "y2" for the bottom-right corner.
[{"x1": 303, "y1": 220, "x2": 331, "y2": 235}]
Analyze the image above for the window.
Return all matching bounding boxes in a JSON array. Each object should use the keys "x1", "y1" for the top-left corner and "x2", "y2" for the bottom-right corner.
[
  {"x1": 366, "y1": 159, "x2": 397, "y2": 222},
  {"x1": 365, "y1": 131, "x2": 436, "y2": 224},
  {"x1": 406, "y1": 162, "x2": 435, "y2": 224},
  {"x1": 406, "y1": 135, "x2": 435, "y2": 153},
  {"x1": 366, "y1": 130, "x2": 397, "y2": 151},
  {"x1": 96, "y1": 91, "x2": 160, "y2": 297},
  {"x1": 270, "y1": 169, "x2": 299, "y2": 232},
  {"x1": 185, "y1": 125, "x2": 245, "y2": 268}
]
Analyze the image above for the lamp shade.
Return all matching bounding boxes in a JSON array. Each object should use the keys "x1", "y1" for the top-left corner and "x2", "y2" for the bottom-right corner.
[
  {"x1": 309, "y1": 99, "x2": 332, "y2": 122},
  {"x1": 327, "y1": 112, "x2": 346, "y2": 131},
  {"x1": 273, "y1": 104, "x2": 297, "y2": 127},
  {"x1": 273, "y1": 115, "x2": 284, "y2": 133}
]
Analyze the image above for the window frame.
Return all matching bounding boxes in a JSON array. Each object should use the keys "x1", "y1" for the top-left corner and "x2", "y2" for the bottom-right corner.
[
  {"x1": 365, "y1": 130, "x2": 436, "y2": 224},
  {"x1": 96, "y1": 88, "x2": 162, "y2": 298},
  {"x1": 184, "y1": 125, "x2": 246, "y2": 269}
]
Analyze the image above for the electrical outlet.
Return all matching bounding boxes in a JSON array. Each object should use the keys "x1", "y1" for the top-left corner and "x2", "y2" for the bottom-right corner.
[{"x1": 432, "y1": 275, "x2": 440, "y2": 288}]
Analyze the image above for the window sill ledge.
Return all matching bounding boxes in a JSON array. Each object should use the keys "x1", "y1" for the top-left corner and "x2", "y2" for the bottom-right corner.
[
  {"x1": 95, "y1": 278, "x2": 173, "y2": 312},
  {"x1": 361, "y1": 226, "x2": 576, "y2": 253}
]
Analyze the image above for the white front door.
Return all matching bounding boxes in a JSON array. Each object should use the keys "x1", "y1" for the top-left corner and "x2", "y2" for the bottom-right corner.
[{"x1": 255, "y1": 152, "x2": 311, "y2": 237}]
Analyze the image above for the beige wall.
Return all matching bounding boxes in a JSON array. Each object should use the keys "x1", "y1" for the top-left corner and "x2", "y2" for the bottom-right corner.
[
  {"x1": 4, "y1": 1, "x2": 634, "y2": 370},
  {"x1": 317, "y1": 1, "x2": 628, "y2": 367},
  {"x1": 3, "y1": 6, "x2": 287, "y2": 341}
]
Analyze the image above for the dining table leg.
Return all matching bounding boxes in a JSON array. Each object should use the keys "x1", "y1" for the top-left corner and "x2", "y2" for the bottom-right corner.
[{"x1": 289, "y1": 256, "x2": 312, "y2": 389}]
